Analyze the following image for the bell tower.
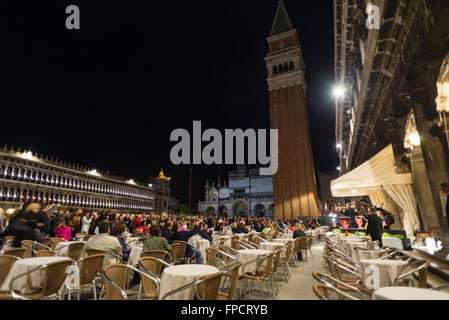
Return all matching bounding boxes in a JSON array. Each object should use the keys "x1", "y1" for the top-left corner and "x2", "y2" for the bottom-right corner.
[{"x1": 265, "y1": 0, "x2": 320, "y2": 220}]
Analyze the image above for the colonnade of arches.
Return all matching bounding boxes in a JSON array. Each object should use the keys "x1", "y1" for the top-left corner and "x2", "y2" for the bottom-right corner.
[
  {"x1": 0, "y1": 186, "x2": 153, "y2": 211},
  {"x1": 0, "y1": 163, "x2": 152, "y2": 200}
]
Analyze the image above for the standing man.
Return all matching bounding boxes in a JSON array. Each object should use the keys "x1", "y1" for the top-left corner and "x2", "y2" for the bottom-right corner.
[
  {"x1": 366, "y1": 207, "x2": 383, "y2": 248},
  {"x1": 344, "y1": 203, "x2": 357, "y2": 229},
  {"x1": 442, "y1": 183, "x2": 449, "y2": 226}
]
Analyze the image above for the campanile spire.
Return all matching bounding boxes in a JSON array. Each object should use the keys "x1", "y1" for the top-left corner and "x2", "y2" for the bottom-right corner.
[{"x1": 265, "y1": 1, "x2": 320, "y2": 219}]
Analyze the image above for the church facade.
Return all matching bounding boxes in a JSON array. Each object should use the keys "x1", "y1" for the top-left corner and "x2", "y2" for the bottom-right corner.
[{"x1": 198, "y1": 165, "x2": 274, "y2": 218}]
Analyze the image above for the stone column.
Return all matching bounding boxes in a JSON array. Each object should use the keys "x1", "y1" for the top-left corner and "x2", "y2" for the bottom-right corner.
[{"x1": 410, "y1": 84, "x2": 449, "y2": 260}]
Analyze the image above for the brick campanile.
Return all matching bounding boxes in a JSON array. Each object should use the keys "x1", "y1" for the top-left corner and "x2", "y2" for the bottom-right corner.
[{"x1": 265, "y1": 0, "x2": 320, "y2": 220}]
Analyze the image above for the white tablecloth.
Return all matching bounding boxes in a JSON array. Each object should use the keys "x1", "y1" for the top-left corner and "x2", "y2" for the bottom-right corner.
[
  {"x1": 127, "y1": 245, "x2": 143, "y2": 267},
  {"x1": 260, "y1": 242, "x2": 287, "y2": 258},
  {"x1": 189, "y1": 238, "x2": 210, "y2": 264},
  {"x1": 353, "y1": 249, "x2": 388, "y2": 264},
  {"x1": 237, "y1": 249, "x2": 270, "y2": 275},
  {"x1": 382, "y1": 237, "x2": 404, "y2": 250},
  {"x1": 54, "y1": 241, "x2": 85, "y2": 256},
  {"x1": 359, "y1": 259, "x2": 410, "y2": 289},
  {"x1": 344, "y1": 241, "x2": 368, "y2": 257},
  {"x1": 159, "y1": 264, "x2": 219, "y2": 300},
  {"x1": 372, "y1": 286, "x2": 449, "y2": 300},
  {"x1": 0, "y1": 257, "x2": 73, "y2": 294}
]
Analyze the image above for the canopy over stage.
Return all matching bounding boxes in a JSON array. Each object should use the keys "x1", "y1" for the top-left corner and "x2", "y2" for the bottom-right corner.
[
  {"x1": 331, "y1": 145, "x2": 412, "y2": 197},
  {"x1": 330, "y1": 145, "x2": 419, "y2": 239}
]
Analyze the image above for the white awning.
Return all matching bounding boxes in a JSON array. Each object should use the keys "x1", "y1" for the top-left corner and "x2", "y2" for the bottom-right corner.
[{"x1": 330, "y1": 145, "x2": 412, "y2": 197}]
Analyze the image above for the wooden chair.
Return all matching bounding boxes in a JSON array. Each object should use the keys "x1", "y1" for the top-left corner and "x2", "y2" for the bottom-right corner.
[
  {"x1": 297, "y1": 237, "x2": 308, "y2": 260},
  {"x1": 306, "y1": 236, "x2": 313, "y2": 257},
  {"x1": 83, "y1": 235, "x2": 93, "y2": 242},
  {"x1": 4, "y1": 248, "x2": 26, "y2": 259},
  {"x1": 278, "y1": 244, "x2": 293, "y2": 279},
  {"x1": 0, "y1": 255, "x2": 19, "y2": 287}
]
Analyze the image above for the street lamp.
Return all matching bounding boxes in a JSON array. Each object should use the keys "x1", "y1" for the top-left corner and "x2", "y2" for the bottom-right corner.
[{"x1": 333, "y1": 85, "x2": 345, "y2": 98}]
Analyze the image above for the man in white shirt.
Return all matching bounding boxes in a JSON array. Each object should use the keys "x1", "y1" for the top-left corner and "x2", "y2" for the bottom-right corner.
[{"x1": 85, "y1": 220, "x2": 122, "y2": 268}]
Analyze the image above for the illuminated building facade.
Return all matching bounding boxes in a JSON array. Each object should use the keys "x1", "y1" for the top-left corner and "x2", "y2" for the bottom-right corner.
[{"x1": 0, "y1": 145, "x2": 154, "y2": 212}]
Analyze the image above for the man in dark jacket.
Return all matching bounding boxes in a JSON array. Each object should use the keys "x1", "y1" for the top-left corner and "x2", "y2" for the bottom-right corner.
[
  {"x1": 161, "y1": 221, "x2": 174, "y2": 240},
  {"x1": 198, "y1": 222, "x2": 212, "y2": 242},
  {"x1": 344, "y1": 203, "x2": 357, "y2": 229},
  {"x1": 366, "y1": 207, "x2": 383, "y2": 247},
  {"x1": 169, "y1": 221, "x2": 202, "y2": 263}
]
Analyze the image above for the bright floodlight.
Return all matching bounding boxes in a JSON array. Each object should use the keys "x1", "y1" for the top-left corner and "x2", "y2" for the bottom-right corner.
[
  {"x1": 333, "y1": 86, "x2": 345, "y2": 98},
  {"x1": 337, "y1": 166, "x2": 341, "y2": 171}
]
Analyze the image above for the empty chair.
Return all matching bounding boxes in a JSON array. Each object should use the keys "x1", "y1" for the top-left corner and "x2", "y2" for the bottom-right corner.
[
  {"x1": 160, "y1": 271, "x2": 224, "y2": 300},
  {"x1": 83, "y1": 235, "x2": 93, "y2": 242},
  {"x1": 66, "y1": 242, "x2": 85, "y2": 260},
  {"x1": 141, "y1": 250, "x2": 172, "y2": 263},
  {"x1": 37, "y1": 237, "x2": 52, "y2": 249},
  {"x1": 394, "y1": 259, "x2": 430, "y2": 288},
  {"x1": 21, "y1": 240, "x2": 35, "y2": 258},
  {"x1": 50, "y1": 238, "x2": 65, "y2": 250},
  {"x1": 102, "y1": 264, "x2": 159, "y2": 300},
  {"x1": 71, "y1": 254, "x2": 105, "y2": 300},
  {"x1": 138, "y1": 257, "x2": 168, "y2": 299},
  {"x1": 35, "y1": 250, "x2": 56, "y2": 257},
  {"x1": 218, "y1": 261, "x2": 243, "y2": 300},
  {"x1": 313, "y1": 282, "x2": 360, "y2": 300},
  {"x1": 0, "y1": 255, "x2": 19, "y2": 287},
  {"x1": 171, "y1": 242, "x2": 188, "y2": 264},
  {"x1": 4, "y1": 248, "x2": 26, "y2": 259}
]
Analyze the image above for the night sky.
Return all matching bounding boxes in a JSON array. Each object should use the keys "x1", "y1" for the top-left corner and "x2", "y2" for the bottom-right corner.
[{"x1": 2, "y1": 0, "x2": 338, "y2": 205}]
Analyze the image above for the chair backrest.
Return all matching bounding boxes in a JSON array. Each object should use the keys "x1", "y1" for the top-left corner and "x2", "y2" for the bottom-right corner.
[
  {"x1": 85, "y1": 249, "x2": 105, "y2": 256},
  {"x1": 297, "y1": 237, "x2": 307, "y2": 250},
  {"x1": 313, "y1": 282, "x2": 359, "y2": 300},
  {"x1": 322, "y1": 254, "x2": 338, "y2": 278},
  {"x1": 307, "y1": 237, "x2": 313, "y2": 248},
  {"x1": 0, "y1": 255, "x2": 18, "y2": 287},
  {"x1": 79, "y1": 254, "x2": 105, "y2": 285},
  {"x1": 272, "y1": 250, "x2": 281, "y2": 273},
  {"x1": 41, "y1": 259, "x2": 74, "y2": 298},
  {"x1": 283, "y1": 244, "x2": 293, "y2": 261},
  {"x1": 36, "y1": 250, "x2": 56, "y2": 257},
  {"x1": 206, "y1": 248, "x2": 219, "y2": 267},
  {"x1": 38, "y1": 237, "x2": 52, "y2": 248},
  {"x1": 50, "y1": 238, "x2": 64, "y2": 250},
  {"x1": 221, "y1": 261, "x2": 243, "y2": 300},
  {"x1": 139, "y1": 257, "x2": 164, "y2": 299},
  {"x1": 231, "y1": 236, "x2": 239, "y2": 250},
  {"x1": 256, "y1": 253, "x2": 274, "y2": 277},
  {"x1": 83, "y1": 235, "x2": 93, "y2": 242},
  {"x1": 103, "y1": 264, "x2": 128, "y2": 300},
  {"x1": 4, "y1": 248, "x2": 26, "y2": 259},
  {"x1": 67, "y1": 242, "x2": 85, "y2": 260},
  {"x1": 294, "y1": 237, "x2": 300, "y2": 253},
  {"x1": 21, "y1": 240, "x2": 34, "y2": 258},
  {"x1": 171, "y1": 242, "x2": 186, "y2": 260},
  {"x1": 197, "y1": 272, "x2": 224, "y2": 300},
  {"x1": 141, "y1": 250, "x2": 166, "y2": 261},
  {"x1": 248, "y1": 233, "x2": 254, "y2": 243}
]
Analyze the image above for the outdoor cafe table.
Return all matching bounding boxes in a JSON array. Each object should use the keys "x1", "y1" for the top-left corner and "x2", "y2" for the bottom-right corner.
[
  {"x1": 127, "y1": 243, "x2": 144, "y2": 267},
  {"x1": 237, "y1": 249, "x2": 270, "y2": 275},
  {"x1": 54, "y1": 241, "x2": 85, "y2": 256},
  {"x1": 158, "y1": 264, "x2": 219, "y2": 300},
  {"x1": 0, "y1": 256, "x2": 73, "y2": 294},
  {"x1": 372, "y1": 286, "x2": 449, "y2": 300},
  {"x1": 353, "y1": 249, "x2": 388, "y2": 264},
  {"x1": 189, "y1": 237, "x2": 210, "y2": 264},
  {"x1": 260, "y1": 242, "x2": 287, "y2": 258},
  {"x1": 359, "y1": 259, "x2": 411, "y2": 289}
]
